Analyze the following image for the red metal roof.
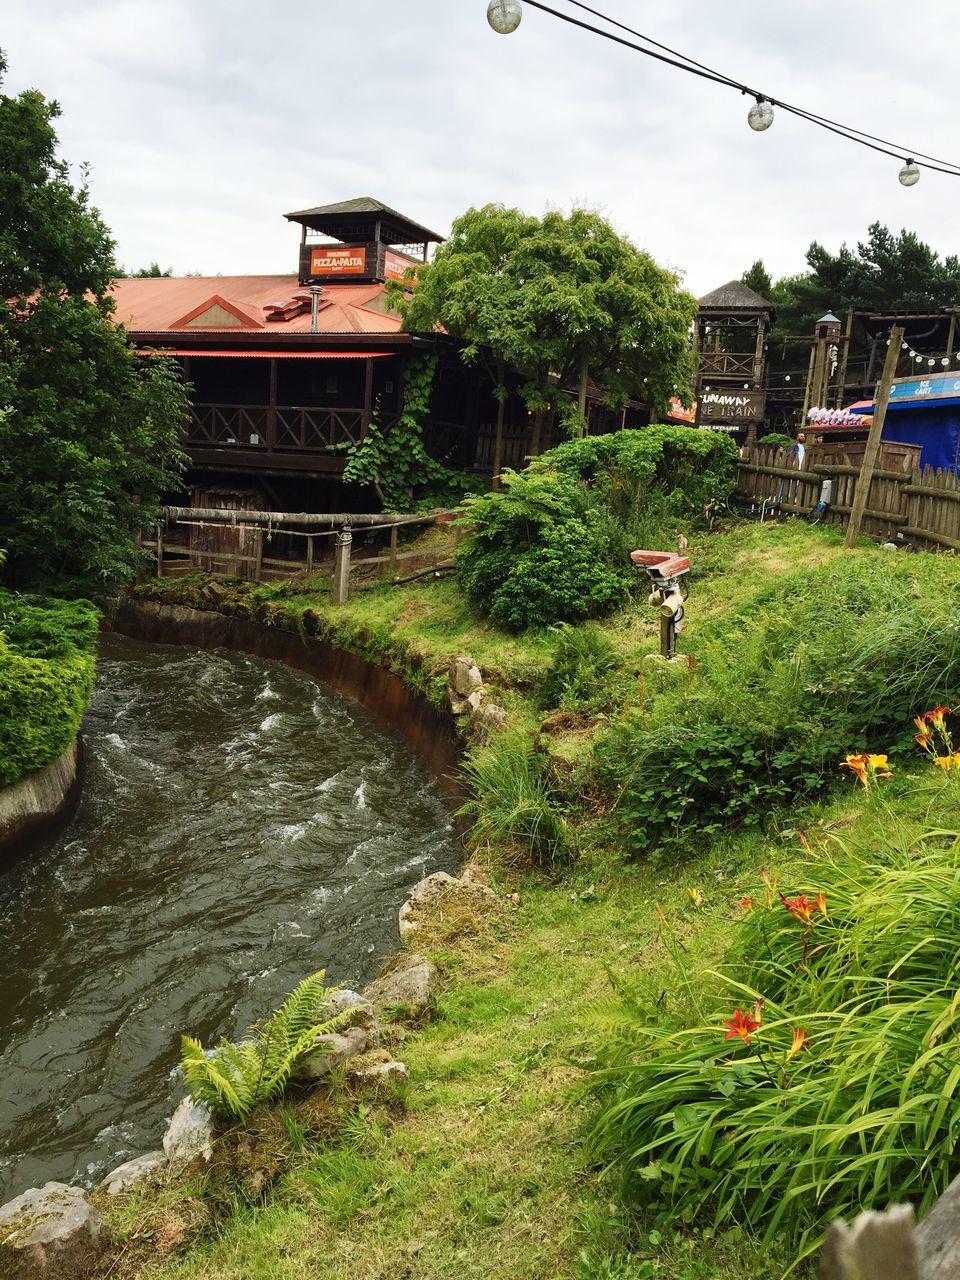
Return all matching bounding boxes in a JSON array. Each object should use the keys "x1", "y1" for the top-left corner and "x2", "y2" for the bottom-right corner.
[
  {"x1": 110, "y1": 275, "x2": 404, "y2": 335},
  {"x1": 138, "y1": 349, "x2": 391, "y2": 359}
]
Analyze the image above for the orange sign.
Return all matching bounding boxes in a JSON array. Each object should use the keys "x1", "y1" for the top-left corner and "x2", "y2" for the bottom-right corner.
[
  {"x1": 384, "y1": 249, "x2": 416, "y2": 282},
  {"x1": 310, "y1": 245, "x2": 367, "y2": 276}
]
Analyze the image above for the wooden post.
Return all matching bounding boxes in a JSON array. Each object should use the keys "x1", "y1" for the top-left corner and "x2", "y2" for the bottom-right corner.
[
  {"x1": 253, "y1": 528, "x2": 264, "y2": 582},
  {"x1": 389, "y1": 524, "x2": 398, "y2": 578},
  {"x1": 361, "y1": 358, "x2": 374, "y2": 439},
  {"x1": 800, "y1": 345, "x2": 817, "y2": 425},
  {"x1": 306, "y1": 535, "x2": 314, "y2": 576},
  {"x1": 659, "y1": 613, "x2": 673, "y2": 660},
  {"x1": 267, "y1": 359, "x2": 277, "y2": 451},
  {"x1": 845, "y1": 325, "x2": 903, "y2": 548},
  {"x1": 332, "y1": 525, "x2": 352, "y2": 604},
  {"x1": 835, "y1": 307, "x2": 854, "y2": 407},
  {"x1": 156, "y1": 522, "x2": 164, "y2": 577},
  {"x1": 947, "y1": 313, "x2": 957, "y2": 363},
  {"x1": 577, "y1": 351, "x2": 589, "y2": 435}
]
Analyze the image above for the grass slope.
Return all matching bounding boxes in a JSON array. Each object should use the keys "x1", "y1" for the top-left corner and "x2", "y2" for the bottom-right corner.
[{"x1": 104, "y1": 519, "x2": 957, "y2": 1279}]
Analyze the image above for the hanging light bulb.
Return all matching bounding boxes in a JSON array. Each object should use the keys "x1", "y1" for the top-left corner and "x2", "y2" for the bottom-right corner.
[
  {"x1": 901, "y1": 341, "x2": 908, "y2": 349},
  {"x1": 747, "y1": 97, "x2": 774, "y2": 132},
  {"x1": 899, "y1": 159, "x2": 921, "y2": 187},
  {"x1": 928, "y1": 358, "x2": 936, "y2": 366},
  {"x1": 486, "y1": 0, "x2": 522, "y2": 33},
  {"x1": 942, "y1": 357, "x2": 951, "y2": 366},
  {"x1": 916, "y1": 355, "x2": 924, "y2": 363}
]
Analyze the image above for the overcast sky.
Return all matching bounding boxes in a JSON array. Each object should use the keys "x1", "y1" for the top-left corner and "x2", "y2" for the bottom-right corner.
[{"x1": 3, "y1": 0, "x2": 958, "y2": 298}]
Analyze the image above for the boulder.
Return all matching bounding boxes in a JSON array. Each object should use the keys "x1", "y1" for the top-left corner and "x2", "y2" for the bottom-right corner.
[
  {"x1": 320, "y1": 988, "x2": 377, "y2": 1033},
  {"x1": 350, "y1": 1058, "x2": 410, "y2": 1087},
  {"x1": 363, "y1": 954, "x2": 436, "y2": 1016},
  {"x1": 465, "y1": 689, "x2": 484, "y2": 714},
  {"x1": 99, "y1": 1150, "x2": 166, "y2": 1196},
  {"x1": 451, "y1": 656, "x2": 483, "y2": 697},
  {"x1": 473, "y1": 701, "x2": 508, "y2": 741},
  {"x1": 0, "y1": 1182, "x2": 104, "y2": 1277},
  {"x1": 162, "y1": 1096, "x2": 214, "y2": 1165},
  {"x1": 918, "y1": 1170, "x2": 960, "y2": 1278},
  {"x1": 298, "y1": 1026, "x2": 369, "y2": 1081},
  {"x1": 399, "y1": 871, "x2": 498, "y2": 940}
]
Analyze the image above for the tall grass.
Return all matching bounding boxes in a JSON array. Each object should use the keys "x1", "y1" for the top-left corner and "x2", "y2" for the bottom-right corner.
[
  {"x1": 588, "y1": 800, "x2": 960, "y2": 1260},
  {"x1": 459, "y1": 732, "x2": 572, "y2": 866}
]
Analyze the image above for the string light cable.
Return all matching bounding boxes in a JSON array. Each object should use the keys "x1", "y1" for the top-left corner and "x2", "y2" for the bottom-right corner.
[{"x1": 484, "y1": 0, "x2": 960, "y2": 184}]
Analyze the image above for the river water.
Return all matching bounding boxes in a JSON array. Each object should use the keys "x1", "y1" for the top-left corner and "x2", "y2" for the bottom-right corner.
[{"x1": 0, "y1": 635, "x2": 459, "y2": 1201}]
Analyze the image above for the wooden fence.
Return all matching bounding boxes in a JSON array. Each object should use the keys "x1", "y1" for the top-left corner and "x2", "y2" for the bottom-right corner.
[
  {"x1": 736, "y1": 444, "x2": 960, "y2": 550},
  {"x1": 140, "y1": 507, "x2": 455, "y2": 601}
]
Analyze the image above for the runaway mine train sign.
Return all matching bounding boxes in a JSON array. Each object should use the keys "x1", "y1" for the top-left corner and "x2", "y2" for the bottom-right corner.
[
  {"x1": 309, "y1": 245, "x2": 367, "y2": 276},
  {"x1": 699, "y1": 389, "x2": 766, "y2": 422}
]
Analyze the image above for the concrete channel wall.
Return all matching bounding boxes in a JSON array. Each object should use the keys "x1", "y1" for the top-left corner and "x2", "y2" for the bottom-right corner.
[{"x1": 0, "y1": 740, "x2": 83, "y2": 863}]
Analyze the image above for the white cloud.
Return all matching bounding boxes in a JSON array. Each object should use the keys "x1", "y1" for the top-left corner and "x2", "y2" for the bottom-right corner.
[{"x1": 3, "y1": 0, "x2": 959, "y2": 296}]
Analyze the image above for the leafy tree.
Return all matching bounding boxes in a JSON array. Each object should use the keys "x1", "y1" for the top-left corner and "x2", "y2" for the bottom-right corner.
[
  {"x1": 118, "y1": 260, "x2": 173, "y2": 277},
  {"x1": 0, "y1": 51, "x2": 187, "y2": 589},
  {"x1": 741, "y1": 258, "x2": 772, "y2": 299},
  {"x1": 394, "y1": 204, "x2": 697, "y2": 482}
]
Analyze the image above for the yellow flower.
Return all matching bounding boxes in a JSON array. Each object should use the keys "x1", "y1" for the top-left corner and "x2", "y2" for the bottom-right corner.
[
  {"x1": 687, "y1": 887, "x2": 704, "y2": 908},
  {"x1": 787, "y1": 1026, "x2": 808, "y2": 1059},
  {"x1": 934, "y1": 756, "x2": 954, "y2": 771}
]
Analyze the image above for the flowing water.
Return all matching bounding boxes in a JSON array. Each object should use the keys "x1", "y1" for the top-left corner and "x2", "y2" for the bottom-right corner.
[{"x1": 0, "y1": 634, "x2": 460, "y2": 1201}]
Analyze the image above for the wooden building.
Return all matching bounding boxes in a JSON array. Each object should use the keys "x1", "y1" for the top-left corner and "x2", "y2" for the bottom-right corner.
[
  {"x1": 112, "y1": 197, "x2": 650, "y2": 511},
  {"x1": 693, "y1": 280, "x2": 773, "y2": 441}
]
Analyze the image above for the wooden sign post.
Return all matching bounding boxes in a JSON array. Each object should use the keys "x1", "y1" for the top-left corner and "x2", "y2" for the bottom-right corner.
[{"x1": 845, "y1": 325, "x2": 903, "y2": 548}]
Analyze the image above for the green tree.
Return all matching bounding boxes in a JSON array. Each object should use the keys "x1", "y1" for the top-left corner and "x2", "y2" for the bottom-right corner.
[
  {"x1": 394, "y1": 204, "x2": 697, "y2": 482},
  {"x1": 0, "y1": 52, "x2": 187, "y2": 588},
  {"x1": 741, "y1": 258, "x2": 772, "y2": 299},
  {"x1": 119, "y1": 260, "x2": 173, "y2": 277}
]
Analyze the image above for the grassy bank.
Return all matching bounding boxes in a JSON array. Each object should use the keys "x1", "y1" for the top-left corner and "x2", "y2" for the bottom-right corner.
[
  {"x1": 0, "y1": 590, "x2": 99, "y2": 787},
  {"x1": 99, "y1": 517, "x2": 960, "y2": 1279}
]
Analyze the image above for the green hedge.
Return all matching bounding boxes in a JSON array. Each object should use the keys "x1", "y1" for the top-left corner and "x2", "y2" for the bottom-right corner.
[{"x1": 0, "y1": 591, "x2": 98, "y2": 786}]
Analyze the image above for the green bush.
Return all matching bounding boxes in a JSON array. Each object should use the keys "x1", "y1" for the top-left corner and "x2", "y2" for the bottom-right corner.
[
  {"x1": 597, "y1": 555, "x2": 960, "y2": 858},
  {"x1": 457, "y1": 427, "x2": 735, "y2": 633},
  {"x1": 0, "y1": 590, "x2": 98, "y2": 785},
  {"x1": 588, "y1": 812, "x2": 960, "y2": 1257}
]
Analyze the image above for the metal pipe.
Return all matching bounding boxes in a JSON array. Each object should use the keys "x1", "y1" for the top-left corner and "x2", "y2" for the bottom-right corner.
[
  {"x1": 310, "y1": 284, "x2": 323, "y2": 333},
  {"x1": 164, "y1": 506, "x2": 437, "y2": 529}
]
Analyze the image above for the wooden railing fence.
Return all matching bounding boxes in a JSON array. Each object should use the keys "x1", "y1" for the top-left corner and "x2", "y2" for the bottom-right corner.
[
  {"x1": 736, "y1": 444, "x2": 960, "y2": 550},
  {"x1": 140, "y1": 506, "x2": 454, "y2": 601}
]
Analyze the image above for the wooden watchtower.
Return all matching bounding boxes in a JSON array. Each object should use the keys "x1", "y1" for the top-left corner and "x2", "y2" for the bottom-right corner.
[
  {"x1": 285, "y1": 196, "x2": 444, "y2": 288},
  {"x1": 694, "y1": 280, "x2": 774, "y2": 441}
]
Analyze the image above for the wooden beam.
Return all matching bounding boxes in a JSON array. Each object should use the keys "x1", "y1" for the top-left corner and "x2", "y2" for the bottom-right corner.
[
  {"x1": 361, "y1": 358, "x2": 374, "y2": 439},
  {"x1": 845, "y1": 325, "x2": 903, "y2": 548},
  {"x1": 332, "y1": 526, "x2": 352, "y2": 604}
]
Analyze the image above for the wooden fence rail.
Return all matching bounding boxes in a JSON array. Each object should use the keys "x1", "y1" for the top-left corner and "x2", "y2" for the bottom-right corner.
[
  {"x1": 735, "y1": 444, "x2": 960, "y2": 550},
  {"x1": 140, "y1": 506, "x2": 453, "y2": 603}
]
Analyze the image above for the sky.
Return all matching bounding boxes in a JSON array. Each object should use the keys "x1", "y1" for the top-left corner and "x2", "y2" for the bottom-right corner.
[{"x1": 3, "y1": 0, "x2": 959, "y2": 298}]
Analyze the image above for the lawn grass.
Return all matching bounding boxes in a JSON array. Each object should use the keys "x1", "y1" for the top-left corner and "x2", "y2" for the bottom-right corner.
[{"x1": 104, "y1": 517, "x2": 953, "y2": 1279}]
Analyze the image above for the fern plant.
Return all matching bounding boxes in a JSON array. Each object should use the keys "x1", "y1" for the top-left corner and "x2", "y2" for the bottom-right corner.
[{"x1": 180, "y1": 970, "x2": 348, "y2": 1121}]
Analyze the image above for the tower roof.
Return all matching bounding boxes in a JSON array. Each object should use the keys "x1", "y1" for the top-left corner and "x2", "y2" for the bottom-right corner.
[
  {"x1": 699, "y1": 279, "x2": 773, "y2": 311},
  {"x1": 284, "y1": 197, "x2": 443, "y2": 246}
]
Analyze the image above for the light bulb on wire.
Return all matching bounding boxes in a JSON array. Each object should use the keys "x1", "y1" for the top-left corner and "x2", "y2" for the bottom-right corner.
[
  {"x1": 748, "y1": 98, "x2": 774, "y2": 132},
  {"x1": 899, "y1": 159, "x2": 921, "y2": 187},
  {"x1": 487, "y1": 0, "x2": 522, "y2": 33}
]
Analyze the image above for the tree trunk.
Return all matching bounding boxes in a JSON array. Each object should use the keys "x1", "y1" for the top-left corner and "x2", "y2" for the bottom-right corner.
[
  {"x1": 492, "y1": 358, "x2": 506, "y2": 491},
  {"x1": 577, "y1": 352, "x2": 589, "y2": 437},
  {"x1": 529, "y1": 407, "x2": 545, "y2": 457}
]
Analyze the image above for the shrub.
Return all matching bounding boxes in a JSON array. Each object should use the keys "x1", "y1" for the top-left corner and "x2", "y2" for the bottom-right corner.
[
  {"x1": 588, "y1": 812, "x2": 960, "y2": 1257},
  {"x1": 180, "y1": 971, "x2": 348, "y2": 1122},
  {"x1": 538, "y1": 624, "x2": 620, "y2": 714},
  {"x1": 0, "y1": 590, "x2": 98, "y2": 785},
  {"x1": 459, "y1": 731, "x2": 573, "y2": 866},
  {"x1": 597, "y1": 555, "x2": 960, "y2": 857},
  {"x1": 457, "y1": 465, "x2": 634, "y2": 632}
]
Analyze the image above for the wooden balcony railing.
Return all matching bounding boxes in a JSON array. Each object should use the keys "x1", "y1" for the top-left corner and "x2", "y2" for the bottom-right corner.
[
  {"x1": 186, "y1": 404, "x2": 367, "y2": 453},
  {"x1": 698, "y1": 352, "x2": 757, "y2": 379}
]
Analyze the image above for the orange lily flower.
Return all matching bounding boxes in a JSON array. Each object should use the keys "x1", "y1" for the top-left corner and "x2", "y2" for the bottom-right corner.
[
  {"x1": 787, "y1": 1026, "x2": 808, "y2": 1059},
  {"x1": 927, "y1": 705, "x2": 951, "y2": 732},
  {"x1": 782, "y1": 893, "x2": 816, "y2": 926},
  {"x1": 841, "y1": 753, "x2": 870, "y2": 787},
  {"x1": 814, "y1": 891, "x2": 829, "y2": 919},
  {"x1": 739, "y1": 895, "x2": 756, "y2": 912},
  {"x1": 722, "y1": 1007, "x2": 761, "y2": 1046}
]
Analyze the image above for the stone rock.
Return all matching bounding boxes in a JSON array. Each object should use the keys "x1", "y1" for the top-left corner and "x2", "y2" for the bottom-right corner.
[
  {"x1": 0, "y1": 1181, "x2": 104, "y2": 1277},
  {"x1": 363, "y1": 954, "x2": 436, "y2": 1016},
  {"x1": 918, "y1": 1170, "x2": 960, "y2": 1278},
  {"x1": 321, "y1": 988, "x2": 377, "y2": 1032},
  {"x1": 451, "y1": 656, "x2": 483, "y2": 697},
  {"x1": 350, "y1": 1059, "x2": 410, "y2": 1087},
  {"x1": 100, "y1": 1150, "x2": 166, "y2": 1196},
  {"x1": 448, "y1": 694, "x2": 471, "y2": 717},
  {"x1": 398, "y1": 871, "x2": 498, "y2": 940},
  {"x1": 473, "y1": 701, "x2": 508, "y2": 742},
  {"x1": 465, "y1": 688, "x2": 484, "y2": 714},
  {"x1": 299, "y1": 1026, "x2": 369, "y2": 1081},
  {"x1": 162, "y1": 1096, "x2": 214, "y2": 1165}
]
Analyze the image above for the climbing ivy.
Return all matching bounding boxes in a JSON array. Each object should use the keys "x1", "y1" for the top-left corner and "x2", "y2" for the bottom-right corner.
[{"x1": 342, "y1": 354, "x2": 476, "y2": 511}]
